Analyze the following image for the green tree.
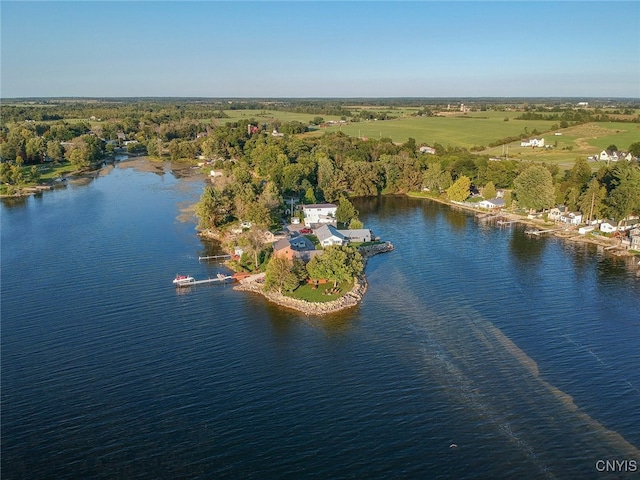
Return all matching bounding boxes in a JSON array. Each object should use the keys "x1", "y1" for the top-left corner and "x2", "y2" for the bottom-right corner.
[
  {"x1": 446, "y1": 175, "x2": 471, "y2": 202},
  {"x1": 67, "y1": 145, "x2": 91, "y2": 168},
  {"x1": 26, "y1": 137, "x2": 45, "y2": 162},
  {"x1": 483, "y1": 181, "x2": 496, "y2": 199},
  {"x1": 146, "y1": 138, "x2": 160, "y2": 157},
  {"x1": 349, "y1": 218, "x2": 364, "y2": 230},
  {"x1": 578, "y1": 178, "x2": 607, "y2": 222},
  {"x1": 29, "y1": 165, "x2": 41, "y2": 183},
  {"x1": 628, "y1": 142, "x2": 640, "y2": 157},
  {"x1": 513, "y1": 165, "x2": 555, "y2": 211},
  {"x1": 195, "y1": 186, "x2": 233, "y2": 230},
  {"x1": 604, "y1": 164, "x2": 640, "y2": 223},
  {"x1": 567, "y1": 157, "x2": 592, "y2": 188},
  {"x1": 264, "y1": 256, "x2": 300, "y2": 294},
  {"x1": 336, "y1": 196, "x2": 358, "y2": 224},
  {"x1": 46, "y1": 140, "x2": 64, "y2": 162},
  {"x1": 304, "y1": 187, "x2": 317, "y2": 204},
  {"x1": 306, "y1": 245, "x2": 363, "y2": 288}
]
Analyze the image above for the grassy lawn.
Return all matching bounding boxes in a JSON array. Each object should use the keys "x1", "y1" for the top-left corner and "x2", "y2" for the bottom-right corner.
[
  {"x1": 289, "y1": 279, "x2": 353, "y2": 303},
  {"x1": 38, "y1": 161, "x2": 79, "y2": 181}
]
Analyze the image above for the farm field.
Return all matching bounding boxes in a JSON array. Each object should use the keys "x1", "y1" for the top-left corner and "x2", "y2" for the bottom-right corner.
[
  {"x1": 213, "y1": 109, "x2": 345, "y2": 126},
  {"x1": 316, "y1": 113, "x2": 558, "y2": 148},
  {"x1": 482, "y1": 121, "x2": 640, "y2": 170}
]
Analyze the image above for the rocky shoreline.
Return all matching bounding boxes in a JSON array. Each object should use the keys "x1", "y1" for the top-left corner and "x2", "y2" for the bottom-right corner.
[{"x1": 232, "y1": 242, "x2": 395, "y2": 316}]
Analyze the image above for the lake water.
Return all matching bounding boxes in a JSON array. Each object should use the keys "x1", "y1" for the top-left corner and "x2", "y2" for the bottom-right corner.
[{"x1": 2, "y1": 159, "x2": 639, "y2": 479}]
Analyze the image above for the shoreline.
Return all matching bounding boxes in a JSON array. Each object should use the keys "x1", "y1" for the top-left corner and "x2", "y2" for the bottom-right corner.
[
  {"x1": 407, "y1": 192, "x2": 637, "y2": 258},
  {"x1": 231, "y1": 242, "x2": 394, "y2": 316}
]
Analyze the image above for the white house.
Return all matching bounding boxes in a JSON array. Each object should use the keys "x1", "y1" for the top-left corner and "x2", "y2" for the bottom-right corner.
[
  {"x1": 547, "y1": 206, "x2": 566, "y2": 222},
  {"x1": 558, "y1": 212, "x2": 582, "y2": 225},
  {"x1": 600, "y1": 222, "x2": 618, "y2": 233},
  {"x1": 599, "y1": 150, "x2": 619, "y2": 162},
  {"x1": 315, "y1": 224, "x2": 347, "y2": 247},
  {"x1": 419, "y1": 146, "x2": 436, "y2": 154},
  {"x1": 520, "y1": 138, "x2": 545, "y2": 147},
  {"x1": 302, "y1": 203, "x2": 337, "y2": 227},
  {"x1": 578, "y1": 225, "x2": 595, "y2": 235},
  {"x1": 477, "y1": 198, "x2": 505, "y2": 209}
]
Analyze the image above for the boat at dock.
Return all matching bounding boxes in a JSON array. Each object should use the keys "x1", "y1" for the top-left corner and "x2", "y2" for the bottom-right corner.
[{"x1": 173, "y1": 274, "x2": 195, "y2": 286}]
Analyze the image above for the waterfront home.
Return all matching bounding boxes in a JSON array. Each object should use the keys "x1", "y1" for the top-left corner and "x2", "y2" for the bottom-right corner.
[
  {"x1": 273, "y1": 238, "x2": 296, "y2": 261},
  {"x1": 558, "y1": 212, "x2": 582, "y2": 226},
  {"x1": 600, "y1": 222, "x2": 618, "y2": 233},
  {"x1": 315, "y1": 224, "x2": 347, "y2": 247},
  {"x1": 302, "y1": 203, "x2": 337, "y2": 227},
  {"x1": 477, "y1": 198, "x2": 505, "y2": 209},
  {"x1": 337, "y1": 229, "x2": 372, "y2": 243},
  {"x1": 578, "y1": 225, "x2": 595, "y2": 235},
  {"x1": 273, "y1": 236, "x2": 316, "y2": 261},
  {"x1": 548, "y1": 207, "x2": 562, "y2": 221}
]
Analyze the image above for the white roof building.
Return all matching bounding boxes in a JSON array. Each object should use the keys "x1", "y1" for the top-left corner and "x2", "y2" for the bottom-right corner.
[{"x1": 302, "y1": 203, "x2": 337, "y2": 227}]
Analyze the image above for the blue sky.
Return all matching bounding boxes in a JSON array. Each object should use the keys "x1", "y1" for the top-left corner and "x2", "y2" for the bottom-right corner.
[{"x1": 2, "y1": 1, "x2": 639, "y2": 98}]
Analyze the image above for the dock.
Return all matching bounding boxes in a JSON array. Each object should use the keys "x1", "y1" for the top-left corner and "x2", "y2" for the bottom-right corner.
[
  {"x1": 198, "y1": 254, "x2": 231, "y2": 261},
  {"x1": 525, "y1": 228, "x2": 564, "y2": 236},
  {"x1": 496, "y1": 219, "x2": 518, "y2": 227},
  {"x1": 174, "y1": 273, "x2": 234, "y2": 288}
]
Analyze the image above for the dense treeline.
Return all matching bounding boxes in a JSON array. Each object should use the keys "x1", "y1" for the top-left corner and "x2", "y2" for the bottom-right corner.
[{"x1": 515, "y1": 109, "x2": 640, "y2": 123}]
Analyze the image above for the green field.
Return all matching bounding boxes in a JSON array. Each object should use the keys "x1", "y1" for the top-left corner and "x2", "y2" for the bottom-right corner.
[
  {"x1": 214, "y1": 109, "x2": 345, "y2": 126},
  {"x1": 310, "y1": 111, "x2": 559, "y2": 148}
]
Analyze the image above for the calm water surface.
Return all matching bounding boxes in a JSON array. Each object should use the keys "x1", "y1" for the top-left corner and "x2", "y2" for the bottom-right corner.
[{"x1": 2, "y1": 160, "x2": 639, "y2": 479}]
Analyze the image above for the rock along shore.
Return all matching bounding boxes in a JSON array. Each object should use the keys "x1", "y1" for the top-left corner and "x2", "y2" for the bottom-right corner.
[{"x1": 232, "y1": 242, "x2": 395, "y2": 316}]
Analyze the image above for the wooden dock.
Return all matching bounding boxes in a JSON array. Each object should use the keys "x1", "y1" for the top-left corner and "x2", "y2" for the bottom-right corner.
[
  {"x1": 525, "y1": 228, "x2": 564, "y2": 236},
  {"x1": 198, "y1": 254, "x2": 231, "y2": 261},
  {"x1": 174, "y1": 274, "x2": 234, "y2": 288}
]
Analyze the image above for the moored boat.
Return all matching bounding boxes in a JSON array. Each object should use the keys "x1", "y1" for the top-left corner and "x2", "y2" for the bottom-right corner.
[{"x1": 173, "y1": 274, "x2": 195, "y2": 286}]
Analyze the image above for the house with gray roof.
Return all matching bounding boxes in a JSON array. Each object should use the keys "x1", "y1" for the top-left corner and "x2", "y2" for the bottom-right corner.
[
  {"x1": 477, "y1": 198, "x2": 505, "y2": 209},
  {"x1": 337, "y1": 228, "x2": 372, "y2": 243},
  {"x1": 315, "y1": 224, "x2": 347, "y2": 247}
]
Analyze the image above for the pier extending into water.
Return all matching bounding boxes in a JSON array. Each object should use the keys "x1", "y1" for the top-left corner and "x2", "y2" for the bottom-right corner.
[
  {"x1": 174, "y1": 274, "x2": 234, "y2": 288},
  {"x1": 525, "y1": 228, "x2": 565, "y2": 236},
  {"x1": 198, "y1": 254, "x2": 231, "y2": 261}
]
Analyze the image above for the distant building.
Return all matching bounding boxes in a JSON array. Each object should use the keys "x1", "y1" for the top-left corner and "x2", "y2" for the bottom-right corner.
[
  {"x1": 520, "y1": 138, "x2": 545, "y2": 148},
  {"x1": 419, "y1": 146, "x2": 436, "y2": 154}
]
